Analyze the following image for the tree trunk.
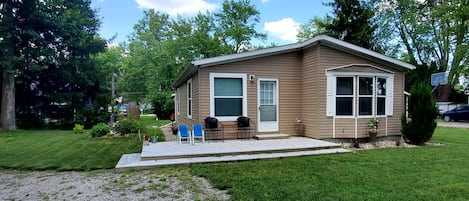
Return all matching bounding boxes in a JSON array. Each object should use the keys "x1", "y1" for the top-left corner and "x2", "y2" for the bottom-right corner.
[
  {"x1": 1, "y1": 70, "x2": 16, "y2": 130},
  {"x1": 1, "y1": 1, "x2": 17, "y2": 130}
]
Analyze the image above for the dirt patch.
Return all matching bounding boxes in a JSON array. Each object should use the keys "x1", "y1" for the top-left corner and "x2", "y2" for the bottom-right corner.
[
  {"x1": 160, "y1": 124, "x2": 178, "y2": 141},
  {"x1": 0, "y1": 169, "x2": 229, "y2": 201}
]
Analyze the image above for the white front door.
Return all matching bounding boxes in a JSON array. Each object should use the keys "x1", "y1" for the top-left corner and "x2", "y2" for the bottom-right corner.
[{"x1": 258, "y1": 79, "x2": 278, "y2": 132}]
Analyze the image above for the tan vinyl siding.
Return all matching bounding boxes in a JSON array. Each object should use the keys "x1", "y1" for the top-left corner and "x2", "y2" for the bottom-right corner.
[
  {"x1": 198, "y1": 52, "x2": 303, "y2": 138},
  {"x1": 301, "y1": 46, "x2": 320, "y2": 138},
  {"x1": 192, "y1": 73, "x2": 200, "y2": 123},
  {"x1": 176, "y1": 42, "x2": 406, "y2": 140},
  {"x1": 334, "y1": 118, "x2": 356, "y2": 138},
  {"x1": 317, "y1": 45, "x2": 405, "y2": 139},
  {"x1": 387, "y1": 70, "x2": 404, "y2": 136},
  {"x1": 175, "y1": 76, "x2": 198, "y2": 127}
]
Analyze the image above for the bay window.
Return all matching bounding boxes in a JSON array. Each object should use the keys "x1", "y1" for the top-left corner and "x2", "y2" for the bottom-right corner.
[{"x1": 327, "y1": 72, "x2": 393, "y2": 117}]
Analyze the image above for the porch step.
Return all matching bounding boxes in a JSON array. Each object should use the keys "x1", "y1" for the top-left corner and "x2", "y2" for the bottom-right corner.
[
  {"x1": 115, "y1": 148, "x2": 352, "y2": 171},
  {"x1": 254, "y1": 134, "x2": 290, "y2": 140},
  {"x1": 139, "y1": 138, "x2": 339, "y2": 161}
]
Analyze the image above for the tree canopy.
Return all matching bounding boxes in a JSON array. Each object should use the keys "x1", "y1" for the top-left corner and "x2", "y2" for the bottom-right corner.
[
  {"x1": 0, "y1": 0, "x2": 106, "y2": 129},
  {"x1": 298, "y1": 0, "x2": 468, "y2": 100},
  {"x1": 375, "y1": 0, "x2": 469, "y2": 100},
  {"x1": 106, "y1": 0, "x2": 266, "y2": 118},
  {"x1": 3, "y1": 0, "x2": 467, "y2": 127}
]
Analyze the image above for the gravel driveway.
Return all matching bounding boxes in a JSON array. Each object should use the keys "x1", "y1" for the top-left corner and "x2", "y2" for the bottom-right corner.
[
  {"x1": 0, "y1": 169, "x2": 229, "y2": 201},
  {"x1": 1, "y1": 124, "x2": 230, "y2": 201},
  {"x1": 437, "y1": 121, "x2": 469, "y2": 129}
]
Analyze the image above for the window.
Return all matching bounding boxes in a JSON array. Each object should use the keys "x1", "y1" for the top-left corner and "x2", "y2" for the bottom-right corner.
[
  {"x1": 336, "y1": 77, "x2": 354, "y2": 116},
  {"x1": 210, "y1": 73, "x2": 247, "y2": 121},
  {"x1": 327, "y1": 72, "x2": 393, "y2": 117},
  {"x1": 358, "y1": 77, "x2": 373, "y2": 115},
  {"x1": 176, "y1": 88, "x2": 180, "y2": 115},
  {"x1": 187, "y1": 79, "x2": 192, "y2": 118},
  {"x1": 376, "y1": 78, "x2": 387, "y2": 115}
]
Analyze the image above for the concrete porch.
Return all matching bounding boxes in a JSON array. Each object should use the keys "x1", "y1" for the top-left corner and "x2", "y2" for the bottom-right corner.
[{"x1": 116, "y1": 137, "x2": 351, "y2": 171}]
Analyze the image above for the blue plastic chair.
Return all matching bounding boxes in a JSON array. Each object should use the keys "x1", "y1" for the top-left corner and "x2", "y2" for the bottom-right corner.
[
  {"x1": 178, "y1": 125, "x2": 191, "y2": 144},
  {"x1": 192, "y1": 124, "x2": 205, "y2": 143}
]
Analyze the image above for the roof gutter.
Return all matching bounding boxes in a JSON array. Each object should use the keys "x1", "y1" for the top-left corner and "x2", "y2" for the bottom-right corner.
[{"x1": 173, "y1": 63, "x2": 198, "y2": 88}]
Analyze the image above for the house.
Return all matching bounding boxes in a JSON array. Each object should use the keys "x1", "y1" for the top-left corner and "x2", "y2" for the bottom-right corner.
[{"x1": 173, "y1": 35, "x2": 415, "y2": 140}]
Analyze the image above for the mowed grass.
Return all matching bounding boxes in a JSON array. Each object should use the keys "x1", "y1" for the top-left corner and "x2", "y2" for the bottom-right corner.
[
  {"x1": 191, "y1": 127, "x2": 469, "y2": 201},
  {"x1": 0, "y1": 129, "x2": 141, "y2": 171},
  {"x1": 139, "y1": 115, "x2": 171, "y2": 128}
]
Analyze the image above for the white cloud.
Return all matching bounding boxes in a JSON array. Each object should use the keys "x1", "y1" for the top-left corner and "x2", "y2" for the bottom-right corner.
[
  {"x1": 134, "y1": 0, "x2": 218, "y2": 16},
  {"x1": 263, "y1": 18, "x2": 300, "y2": 42},
  {"x1": 261, "y1": 0, "x2": 270, "y2": 3}
]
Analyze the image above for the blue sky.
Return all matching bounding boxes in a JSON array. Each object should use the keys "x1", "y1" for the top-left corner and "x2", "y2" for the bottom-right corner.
[{"x1": 90, "y1": 0, "x2": 332, "y2": 46}]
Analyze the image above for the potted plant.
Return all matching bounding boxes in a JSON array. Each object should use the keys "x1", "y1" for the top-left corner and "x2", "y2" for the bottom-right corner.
[{"x1": 368, "y1": 117, "x2": 380, "y2": 138}]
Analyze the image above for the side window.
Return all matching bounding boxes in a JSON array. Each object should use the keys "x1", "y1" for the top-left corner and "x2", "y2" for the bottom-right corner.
[
  {"x1": 376, "y1": 78, "x2": 386, "y2": 115},
  {"x1": 187, "y1": 79, "x2": 192, "y2": 118},
  {"x1": 336, "y1": 77, "x2": 354, "y2": 116}
]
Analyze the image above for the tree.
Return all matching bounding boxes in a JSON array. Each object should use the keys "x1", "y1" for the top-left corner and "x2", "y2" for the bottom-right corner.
[
  {"x1": 214, "y1": 0, "x2": 266, "y2": 53},
  {"x1": 401, "y1": 83, "x2": 438, "y2": 145},
  {"x1": 0, "y1": 1, "x2": 19, "y2": 130},
  {"x1": 375, "y1": 0, "x2": 469, "y2": 100},
  {"x1": 119, "y1": 2, "x2": 267, "y2": 117},
  {"x1": 189, "y1": 12, "x2": 232, "y2": 58},
  {"x1": 0, "y1": 0, "x2": 105, "y2": 129},
  {"x1": 297, "y1": 16, "x2": 332, "y2": 42},
  {"x1": 324, "y1": 0, "x2": 376, "y2": 49},
  {"x1": 93, "y1": 45, "x2": 126, "y2": 101},
  {"x1": 123, "y1": 10, "x2": 172, "y2": 102}
]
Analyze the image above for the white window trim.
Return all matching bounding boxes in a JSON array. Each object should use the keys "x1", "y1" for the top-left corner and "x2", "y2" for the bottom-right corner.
[
  {"x1": 335, "y1": 76, "x2": 356, "y2": 117},
  {"x1": 326, "y1": 71, "x2": 394, "y2": 118},
  {"x1": 358, "y1": 76, "x2": 374, "y2": 118},
  {"x1": 376, "y1": 77, "x2": 388, "y2": 117},
  {"x1": 176, "y1": 88, "x2": 180, "y2": 115},
  {"x1": 187, "y1": 78, "x2": 192, "y2": 119},
  {"x1": 209, "y1": 73, "x2": 247, "y2": 121}
]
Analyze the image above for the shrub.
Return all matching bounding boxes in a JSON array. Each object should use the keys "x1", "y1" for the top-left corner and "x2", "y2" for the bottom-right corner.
[
  {"x1": 73, "y1": 124, "x2": 84, "y2": 134},
  {"x1": 76, "y1": 108, "x2": 111, "y2": 129},
  {"x1": 143, "y1": 127, "x2": 166, "y2": 142},
  {"x1": 90, "y1": 123, "x2": 110, "y2": 137},
  {"x1": 401, "y1": 83, "x2": 438, "y2": 145},
  {"x1": 119, "y1": 119, "x2": 143, "y2": 134},
  {"x1": 16, "y1": 115, "x2": 44, "y2": 129},
  {"x1": 149, "y1": 91, "x2": 174, "y2": 120}
]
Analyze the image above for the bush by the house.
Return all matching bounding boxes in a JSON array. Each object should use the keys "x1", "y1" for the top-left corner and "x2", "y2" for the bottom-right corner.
[
  {"x1": 401, "y1": 83, "x2": 438, "y2": 145},
  {"x1": 149, "y1": 91, "x2": 174, "y2": 120},
  {"x1": 73, "y1": 124, "x2": 84, "y2": 134},
  {"x1": 90, "y1": 123, "x2": 110, "y2": 137},
  {"x1": 119, "y1": 119, "x2": 143, "y2": 134}
]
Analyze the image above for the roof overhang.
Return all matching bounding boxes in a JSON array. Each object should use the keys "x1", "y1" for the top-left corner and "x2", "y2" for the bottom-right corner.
[{"x1": 173, "y1": 35, "x2": 416, "y2": 87}]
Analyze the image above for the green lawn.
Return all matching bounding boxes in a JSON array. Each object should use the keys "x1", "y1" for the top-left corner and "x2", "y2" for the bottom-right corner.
[
  {"x1": 0, "y1": 130, "x2": 141, "y2": 171},
  {"x1": 1, "y1": 126, "x2": 468, "y2": 200},
  {"x1": 191, "y1": 127, "x2": 469, "y2": 201},
  {"x1": 139, "y1": 115, "x2": 171, "y2": 127}
]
